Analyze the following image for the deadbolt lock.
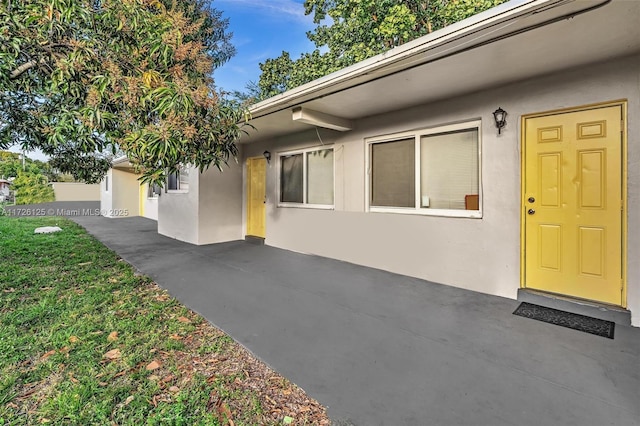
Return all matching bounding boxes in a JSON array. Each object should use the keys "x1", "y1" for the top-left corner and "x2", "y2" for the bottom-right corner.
[
  {"x1": 527, "y1": 209, "x2": 535, "y2": 215},
  {"x1": 528, "y1": 197, "x2": 535, "y2": 203}
]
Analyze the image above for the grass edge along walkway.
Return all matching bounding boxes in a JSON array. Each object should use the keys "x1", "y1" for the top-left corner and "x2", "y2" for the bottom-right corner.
[{"x1": 0, "y1": 217, "x2": 329, "y2": 425}]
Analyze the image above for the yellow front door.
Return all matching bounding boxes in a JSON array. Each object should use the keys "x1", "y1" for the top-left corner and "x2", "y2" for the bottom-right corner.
[
  {"x1": 523, "y1": 103, "x2": 625, "y2": 306},
  {"x1": 139, "y1": 183, "x2": 146, "y2": 218},
  {"x1": 246, "y1": 157, "x2": 266, "y2": 238}
]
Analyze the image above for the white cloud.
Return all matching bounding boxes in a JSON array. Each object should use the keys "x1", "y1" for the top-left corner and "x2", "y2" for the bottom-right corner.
[
  {"x1": 247, "y1": 50, "x2": 272, "y2": 62},
  {"x1": 215, "y1": 0, "x2": 311, "y2": 23},
  {"x1": 232, "y1": 35, "x2": 253, "y2": 48},
  {"x1": 229, "y1": 65, "x2": 249, "y2": 74}
]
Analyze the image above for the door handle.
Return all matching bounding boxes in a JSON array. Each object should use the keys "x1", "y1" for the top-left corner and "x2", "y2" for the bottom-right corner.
[
  {"x1": 527, "y1": 209, "x2": 535, "y2": 215},
  {"x1": 528, "y1": 197, "x2": 535, "y2": 203}
]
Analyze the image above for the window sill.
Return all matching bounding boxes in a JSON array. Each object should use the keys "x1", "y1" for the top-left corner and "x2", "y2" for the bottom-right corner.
[
  {"x1": 369, "y1": 207, "x2": 482, "y2": 219},
  {"x1": 277, "y1": 203, "x2": 334, "y2": 210},
  {"x1": 166, "y1": 190, "x2": 189, "y2": 194}
]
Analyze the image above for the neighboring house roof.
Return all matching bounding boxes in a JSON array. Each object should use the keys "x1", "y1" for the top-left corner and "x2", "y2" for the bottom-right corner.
[
  {"x1": 242, "y1": 0, "x2": 639, "y2": 142},
  {"x1": 111, "y1": 156, "x2": 138, "y2": 173},
  {"x1": 112, "y1": 155, "x2": 129, "y2": 165}
]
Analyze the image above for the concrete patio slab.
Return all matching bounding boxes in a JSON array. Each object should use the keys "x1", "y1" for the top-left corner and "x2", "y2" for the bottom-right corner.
[{"x1": 72, "y1": 216, "x2": 640, "y2": 426}]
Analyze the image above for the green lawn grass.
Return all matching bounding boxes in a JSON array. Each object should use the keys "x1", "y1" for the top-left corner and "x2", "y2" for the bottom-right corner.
[{"x1": 0, "y1": 217, "x2": 328, "y2": 425}]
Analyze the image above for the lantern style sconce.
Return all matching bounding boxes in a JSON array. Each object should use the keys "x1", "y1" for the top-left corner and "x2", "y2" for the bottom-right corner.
[
  {"x1": 263, "y1": 150, "x2": 271, "y2": 164},
  {"x1": 493, "y1": 107, "x2": 507, "y2": 134}
]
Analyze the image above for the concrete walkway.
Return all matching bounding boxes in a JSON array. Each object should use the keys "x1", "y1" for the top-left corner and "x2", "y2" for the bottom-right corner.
[{"x1": 72, "y1": 216, "x2": 640, "y2": 426}]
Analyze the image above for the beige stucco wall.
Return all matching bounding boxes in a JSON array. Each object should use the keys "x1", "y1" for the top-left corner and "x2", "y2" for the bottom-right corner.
[
  {"x1": 102, "y1": 172, "x2": 157, "y2": 220},
  {"x1": 51, "y1": 182, "x2": 100, "y2": 201},
  {"x1": 100, "y1": 170, "x2": 112, "y2": 214},
  {"x1": 242, "y1": 54, "x2": 640, "y2": 326},
  {"x1": 106, "y1": 169, "x2": 140, "y2": 218}
]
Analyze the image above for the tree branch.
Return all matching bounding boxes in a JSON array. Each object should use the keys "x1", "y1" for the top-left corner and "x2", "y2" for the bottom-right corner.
[
  {"x1": 10, "y1": 60, "x2": 40, "y2": 79},
  {"x1": 9, "y1": 42, "x2": 71, "y2": 79}
]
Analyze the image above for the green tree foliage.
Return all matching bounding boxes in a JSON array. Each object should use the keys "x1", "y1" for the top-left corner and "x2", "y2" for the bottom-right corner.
[
  {"x1": 229, "y1": 80, "x2": 263, "y2": 107},
  {"x1": 258, "y1": 0, "x2": 507, "y2": 98},
  {"x1": 0, "y1": 0, "x2": 248, "y2": 184},
  {"x1": 0, "y1": 150, "x2": 59, "y2": 181},
  {"x1": 0, "y1": 150, "x2": 21, "y2": 179},
  {"x1": 11, "y1": 171, "x2": 55, "y2": 204}
]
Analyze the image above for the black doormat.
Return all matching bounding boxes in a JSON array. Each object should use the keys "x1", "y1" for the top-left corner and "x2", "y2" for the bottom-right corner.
[{"x1": 513, "y1": 302, "x2": 615, "y2": 339}]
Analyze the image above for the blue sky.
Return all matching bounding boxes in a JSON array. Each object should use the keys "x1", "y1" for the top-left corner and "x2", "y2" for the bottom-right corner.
[{"x1": 213, "y1": 0, "x2": 316, "y2": 94}]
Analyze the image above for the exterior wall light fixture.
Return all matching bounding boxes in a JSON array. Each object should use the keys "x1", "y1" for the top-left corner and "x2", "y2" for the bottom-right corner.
[
  {"x1": 493, "y1": 107, "x2": 507, "y2": 134},
  {"x1": 263, "y1": 150, "x2": 271, "y2": 164}
]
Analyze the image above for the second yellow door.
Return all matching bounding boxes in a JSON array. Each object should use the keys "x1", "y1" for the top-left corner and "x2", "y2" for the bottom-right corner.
[
  {"x1": 139, "y1": 183, "x2": 146, "y2": 218},
  {"x1": 523, "y1": 104, "x2": 624, "y2": 306},
  {"x1": 246, "y1": 157, "x2": 266, "y2": 238}
]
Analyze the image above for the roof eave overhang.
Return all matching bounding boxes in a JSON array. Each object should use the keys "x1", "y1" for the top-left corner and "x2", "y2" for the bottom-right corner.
[
  {"x1": 111, "y1": 156, "x2": 138, "y2": 173},
  {"x1": 248, "y1": 0, "x2": 578, "y2": 119},
  {"x1": 240, "y1": 0, "x2": 640, "y2": 143}
]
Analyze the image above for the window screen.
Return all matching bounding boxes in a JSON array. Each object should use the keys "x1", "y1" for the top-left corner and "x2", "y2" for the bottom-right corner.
[
  {"x1": 307, "y1": 149, "x2": 334, "y2": 205},
  {"x1": 167, "y1": 172, "x2": 179, "y2": 190},
  {"x1": 179, "y1": 164, "x2": 189, "y2": 191},
  {"x1": 370, "y1": 138, "x2": 415, "y2": 207},
  {"x1": 280, "y1": 154, "x2": 303, "y2": 203},
  {"x1": 167, "y1": 164, "x2": 190, "y2": 191},
  {"x1": 148, "y1": 182, "x2": 161, "y2": 198}
]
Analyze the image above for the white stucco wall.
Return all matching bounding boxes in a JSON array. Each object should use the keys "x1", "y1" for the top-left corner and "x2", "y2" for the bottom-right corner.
[
  {"x1": 157, "y1": 163, "x2": 244, "y2": 244},
  {"x1": 197, "y1": 162, "x2": 244, "y2": 245},
  {"x1": 158, "y1": 167, "x2": 199, "y2": 243},
  {"x1": 243, "y1": 54, "x2": 640, "y2": 326},
  {"x1": 143, "y1": 191, "x2": 159, "y2": 221}
]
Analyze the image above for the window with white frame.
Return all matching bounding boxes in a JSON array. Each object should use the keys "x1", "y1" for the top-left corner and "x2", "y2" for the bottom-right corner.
[
  {"x1": 147, "y1": 182, "x2": 161, "y2": 198},
  {"x1": 167, "y1": 164, "x2": 190, "y2": 192},
  {"x1": 279, "y1": 147, "x2": 334, "y2": 207},
  {"x1": 105, "y1": 176, "x2": 109, "y2": 192},
  {"x1": 368, "y1": 121, "x2": 481, "y2": 217}
]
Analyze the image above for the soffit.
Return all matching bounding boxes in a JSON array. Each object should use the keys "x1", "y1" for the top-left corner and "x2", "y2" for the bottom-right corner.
[
  {"x1": 241, "y1": 0, "x2": 639, "y2": 143},
  {"x1": 112, "y1": 160, "x2": 137, "y2": 173}
]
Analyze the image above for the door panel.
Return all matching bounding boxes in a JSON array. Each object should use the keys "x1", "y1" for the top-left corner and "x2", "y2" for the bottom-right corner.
[
  {"x1": 139, "y1": 183, "x2": 146, "y2": 217},
  {"x1": 524, "y1": 105, "x2": 623, "y2": 305},
  {"x1": 246, "y1": 157, "x2": 266, "y2": 238}
]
